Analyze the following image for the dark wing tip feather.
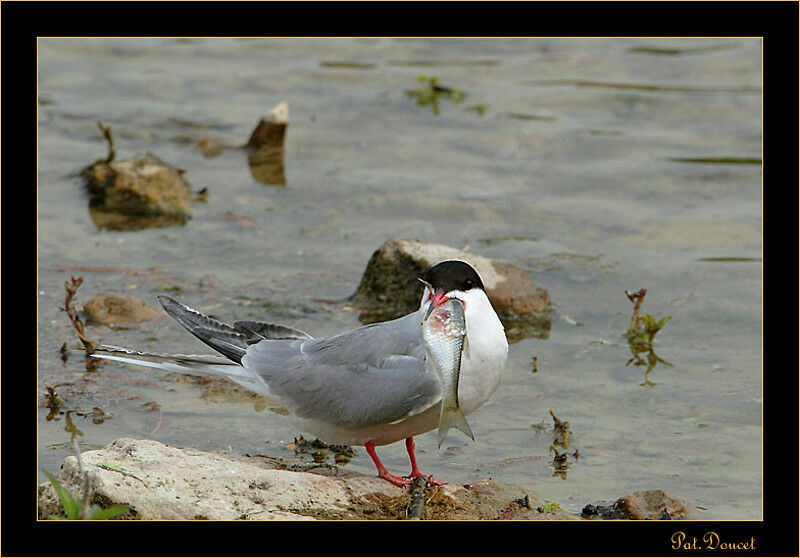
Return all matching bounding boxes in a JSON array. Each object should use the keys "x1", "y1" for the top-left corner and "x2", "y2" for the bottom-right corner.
[
  {"x1": 157, "y1": 296, "x2": 246, "y2": 363},
  {"x1": 157, "y1": 296, "x2": 313, "y2": 364}
]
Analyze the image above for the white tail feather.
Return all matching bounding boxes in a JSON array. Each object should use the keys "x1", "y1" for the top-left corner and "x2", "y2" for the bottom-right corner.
[{"x1": 92, "y1": 346, "x2": 273, "y2": 396}]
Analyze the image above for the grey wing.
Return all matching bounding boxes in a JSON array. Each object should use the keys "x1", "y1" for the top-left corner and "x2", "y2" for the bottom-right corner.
[
  {"x1": 157, "y1": 296, "x2": 312, "y2": 364},
  {"x1": 241, "y1": 312, "x2": 442, "y2": 429}
]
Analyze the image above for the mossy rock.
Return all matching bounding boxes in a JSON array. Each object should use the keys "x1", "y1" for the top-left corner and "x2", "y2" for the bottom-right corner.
[
  {"x1": 352, "y1": 238, "x2": 551, "y2": 341},
  {"x1": 81, "y1": 152, "x2": 192, "y2": 218}
]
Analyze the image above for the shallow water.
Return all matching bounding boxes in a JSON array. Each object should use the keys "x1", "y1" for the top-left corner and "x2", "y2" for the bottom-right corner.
[{"x1": 37, "y1": 38, "x2": 762, "y2": 519}]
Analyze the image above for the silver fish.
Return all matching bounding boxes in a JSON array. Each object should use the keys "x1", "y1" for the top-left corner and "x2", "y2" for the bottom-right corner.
[{"x1": 422, "y1": 297, "x2": 475, "y2": 448}]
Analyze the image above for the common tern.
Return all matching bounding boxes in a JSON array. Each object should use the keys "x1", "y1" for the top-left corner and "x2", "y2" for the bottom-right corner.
[{"x1": 91, "y1": 260, "x2": 509, "y2": 487}]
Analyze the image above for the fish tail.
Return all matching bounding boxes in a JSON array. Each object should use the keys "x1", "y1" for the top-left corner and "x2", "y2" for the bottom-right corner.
[{"x1": 438, "y1": 406, "x2": 475, "y2": 448}]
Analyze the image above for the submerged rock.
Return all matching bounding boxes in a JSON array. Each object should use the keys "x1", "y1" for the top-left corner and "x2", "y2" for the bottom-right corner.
[
  {"x1": 581, "y1": 490, "x2": 698, "y2": 520},
  {"x1": 246, "y1": 102, "x2": 288, "y2": 186},
  {"x1": 196, "y1": 136, "x2": 235, "y2": 158},
  {"x1": 81, "y1": 151, "x2": 192, "y2": 227},
  {"x1": 245, "y1": 101, "x2": 289, "y2": 148},
  {"x1": 83, "y1": 294, "x2": 160, "y2": 328},
  {"x1": 193, "y1": 102, "x2": 289, "y2": 184},
  {"x1": 352, "y1": 238, "x2": 551, "y2": 340},
  {"x1": 37, "y1": 438, "x2": 580, "y2": 520}
]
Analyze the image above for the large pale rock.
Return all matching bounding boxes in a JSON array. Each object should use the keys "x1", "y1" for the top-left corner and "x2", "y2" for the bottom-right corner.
[
  {"x1": 352, "y1": 239, "x2": 551, "y2": 340},
  {"x1": 38, "y1": 439, "x2": 353, "y2": 520},
  {"x1": 38, "y1": 438, "x2": 581, "y2": 520}
]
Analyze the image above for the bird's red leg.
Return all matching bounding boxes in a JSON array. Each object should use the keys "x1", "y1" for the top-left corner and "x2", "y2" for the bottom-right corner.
[
  {"x1": 405, "y1": 437, "x2": 445, "y2": 486},
  {"x1": 364, "y1": 441, "x2": 412, "y2": 488},
  {"x1": 405, "y1": 437, "x2": 424, "y2": 477}
]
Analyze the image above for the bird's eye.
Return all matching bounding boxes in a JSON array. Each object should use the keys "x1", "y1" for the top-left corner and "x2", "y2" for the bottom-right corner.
[{"x1": 462, "y1": 279, "x2": 474, "y2": 290}]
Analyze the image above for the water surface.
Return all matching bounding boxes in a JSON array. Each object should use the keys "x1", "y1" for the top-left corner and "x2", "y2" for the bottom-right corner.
[{"x1": 37, "y1": 38, "x2": 761, "y2": 519}]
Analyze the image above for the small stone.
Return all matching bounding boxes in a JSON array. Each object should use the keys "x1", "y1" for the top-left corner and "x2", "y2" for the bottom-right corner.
[
  {"x1": 246, "y1": 101, "x2": 289, "y2": 148},
  {"x1": 83, "y1": 294, "x2": 160, "y2": 327}
]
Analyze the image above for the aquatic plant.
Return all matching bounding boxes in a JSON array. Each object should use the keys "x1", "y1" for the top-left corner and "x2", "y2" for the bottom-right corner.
[
  {"x1": 60, "y1": 275, "x2": 98, "y2": 352},
  {"x1": 42, "y1": 470, "x2": 129, "y2": 520},
  {"x1": 406, "y1": 76, "x2": 466, "y2": 115},
  {"x1": 625, "y1": 288, "x2": 671, "y2": 348},
  {"x1": 624, "y1": 289, "x2": 673, "y2": 386}
]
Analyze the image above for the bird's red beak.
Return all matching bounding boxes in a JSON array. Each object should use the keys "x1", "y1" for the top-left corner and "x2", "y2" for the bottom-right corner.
[{"x1": 424, "y1": 289, "x2": 451, "y2": 321}]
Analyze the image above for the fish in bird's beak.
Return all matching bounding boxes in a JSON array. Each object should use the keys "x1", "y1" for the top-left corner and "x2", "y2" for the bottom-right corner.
[{"x1": 419, "y1": 278, "x2": 452, "y2": 321}]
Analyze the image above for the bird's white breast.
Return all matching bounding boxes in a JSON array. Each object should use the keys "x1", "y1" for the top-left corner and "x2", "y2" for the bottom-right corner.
[{"x1": 452, "y1": 288, "x2": 508, "y2": 414}]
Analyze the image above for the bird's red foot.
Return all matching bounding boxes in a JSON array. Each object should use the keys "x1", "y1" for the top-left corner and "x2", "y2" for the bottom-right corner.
[
  {"x1": 378, "y1": 469, "x2": 414, "y2": 488},
  {"x1": 366, "y1": 439, "x2": 445, "y2": 488},
  {"x1": 406, "y1": 470, "x2": 446, "y2": 486},
  {"x1": 404, "y1": 438, "x2": 446, "y2": 486},
  {"x1": 366, "y1": 441, "x2": 414, "y2": 487}
]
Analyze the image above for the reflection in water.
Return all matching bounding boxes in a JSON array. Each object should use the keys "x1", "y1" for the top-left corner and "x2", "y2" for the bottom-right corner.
[
  {"x1": 552, "y1": 450, "x2": 568, "y2": 480},
  {"x1": 247, "y1": 144, "x2": 286, "y2": 186},
  {"x1": 196, "y1": 136, "x2": 233, "y2": 158},
  {"x1": 43, "y1": 385, "x2": 113, "y2": 426},
  {"x1": 44, "y1": 385, "x2": 67, "y2": 422},
  {"x1": 627, "y1": 346, "x2": 673, "y2": 387},
  {"x1": 64, "y1": 411, "x2": 83, "y2": 441},
  {"x1": 285, "y1": 435, "x2": 356, "y2": 467},
  {"x1": 499, "y1": 316, "x2": 550, "y2": 343},
  {"x1": 548, "y1": 410, "x2": 577, "y2": 480},
  {"x1": 88, "y1": 205, "x2": 188, "y2": 231},
  {"x1": 549, "y1": 412, "x2": 570, "y2": 449}
]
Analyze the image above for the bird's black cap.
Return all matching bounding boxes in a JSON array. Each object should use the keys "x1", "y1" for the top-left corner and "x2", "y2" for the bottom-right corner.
[{"x1": 419, "y1": 260, "x2": 485, "y2": 293}]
